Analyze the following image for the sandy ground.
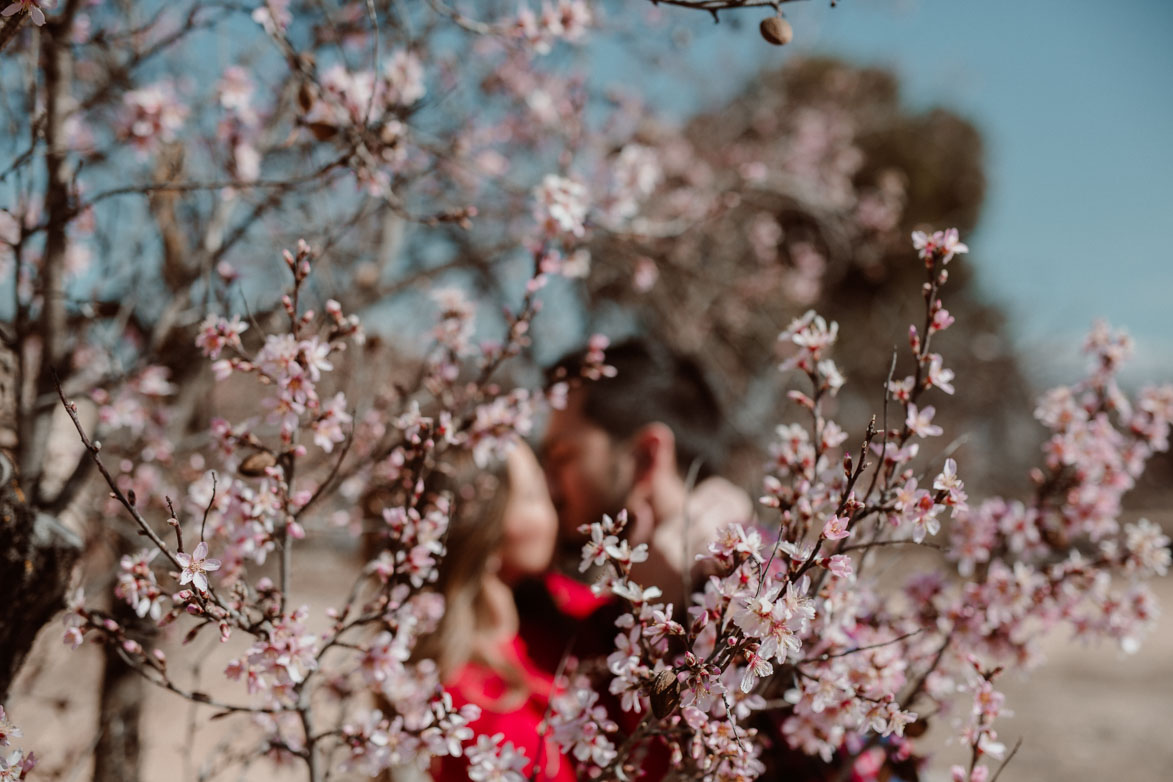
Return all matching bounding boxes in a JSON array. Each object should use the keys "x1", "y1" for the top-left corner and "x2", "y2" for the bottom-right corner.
[
  {"x1": 8, "y1": 531, "x2": 1173, "y2": 782},
  {"x1": 919, "y1": 572, "x2": 1173, "y2": 782}
]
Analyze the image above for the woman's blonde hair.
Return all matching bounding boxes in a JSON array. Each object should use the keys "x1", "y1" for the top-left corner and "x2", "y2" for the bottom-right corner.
[{"x1": 409, "y1": 449, "x2": 530, "y2": 699}]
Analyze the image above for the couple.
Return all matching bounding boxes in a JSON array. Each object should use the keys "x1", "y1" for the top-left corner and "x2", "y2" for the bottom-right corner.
[{"x1": 420, "y1": 339, "x2": 754, "y2": 781}]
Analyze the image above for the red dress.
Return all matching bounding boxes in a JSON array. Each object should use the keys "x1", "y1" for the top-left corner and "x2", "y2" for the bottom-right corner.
[
  {"x1": 515, "y1": 572, "x2": 671, "y2": 781},
  {"x1": 433, "y1": 634, "x2": 577, "y2": 782}
]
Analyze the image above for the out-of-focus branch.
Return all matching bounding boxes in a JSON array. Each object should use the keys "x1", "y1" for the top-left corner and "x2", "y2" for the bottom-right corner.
[
  {"x1": 22, "y1": 0, "x2": 84, "y2": 497},
  {"x1": 645, "y1": 0, "x2": 820, "y2": 20},
  {"x1": 0, "y1": 7, "x2": 26, "y2": 55}
]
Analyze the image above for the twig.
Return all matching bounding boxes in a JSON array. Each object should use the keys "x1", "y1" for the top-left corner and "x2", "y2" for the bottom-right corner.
[
  {"x1": 54, "y1": 374, "x2": 250, "y2": 627},
  {"x1": 200, "y1": 472, "x2": 218, "y2": 542},
  {"x1": 835, "y1": 539, "x2": 942, "y2": 554},
  {"x1": 800, "y1": 629, "x2": 924, "y2": 664},
  {"x1": 56, "y1": 375, "x2": 183, "y2": 570},
  {"x1": 294, "y1": 430, "x2": 353, "y2": 520},
  {"x1": 989, "y1": 737, "x2": 1024, "y2": 782},
  {"x1": 111, "y1": 642, "x2": 278, "y2": 716}
]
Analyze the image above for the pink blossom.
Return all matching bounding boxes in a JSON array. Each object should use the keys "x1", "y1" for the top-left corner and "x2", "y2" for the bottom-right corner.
[
  {"x1": 927, "y1": 353, "x2": 956, "y2": 394},
  {"x1": 1, "y1": 0, "x2": 54, "y2": 27},
  {"x1": 121, "y1": 82, "x2": 189, "y2": 153},
  {"x1": 823, "y1": 514, "x2": 851, "y2": 540},
  {"x1": 931, "y1": 307, "x2": 956, "y2": 332},
  {"x1": 175, "y1": 541, "x2": 222, "y2": 592},
  {"x1": 466, "y1": 733, "x2": 529, "y2": 782},
  {"x1": 906, "y1": 403, "x2": 943, "y2": 438},
  {"x1": 311, "y1": 392, "x2": 351, "y2": 453},
  {"x1": 911, "y1": 227, "x2": 968, "y2": 264},
  {"x1": 1122, "y1": 518, "x2": 1171, "y2": 576},
  {"x1": 951, "y1": 765, "x2": 989, "y2": 782},
  {"x1": 933, "y1": 458, "x2": 968, "y2": 509},
  {"x1": 252, "y1": 0, "x2": 290, "y2": 34},
  {"x1": 382, "y1": 49, "x2": 426, "y2": 106},
  {"x1": 0, "y1": 706, "x2": 20, "y2": 747},
  {"x1": 740, "y1": 651, "x2": 774, "y2": 693},
  {"x1": 534, "y1": 174, "x2": 589, "y2": 238},
  {"x1": 781, "y1": 310, "x2": 839, "y2": 360},
  {"x1": 826, "y1": 554, "x2": 854, "y2": 579},
  {"x1": 195, "y1": 314, "x2": 248, "y2": 359}
]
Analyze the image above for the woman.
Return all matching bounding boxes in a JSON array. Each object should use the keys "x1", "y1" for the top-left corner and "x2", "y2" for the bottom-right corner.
[{"x1": 415, "y1": 442, "x2": 576, "y2": 782}]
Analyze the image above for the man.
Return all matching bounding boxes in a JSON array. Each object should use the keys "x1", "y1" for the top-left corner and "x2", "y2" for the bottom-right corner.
[
  {"x1": 539, "y1": 338, "x2": 754, "y2": 609},
  {"x1": 525, "y1": 338, "x2": 834, "y2": 781}
]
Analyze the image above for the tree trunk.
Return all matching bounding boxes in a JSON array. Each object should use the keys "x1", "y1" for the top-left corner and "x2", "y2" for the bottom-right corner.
[
  {"x1": 92, "y1": 587, "x2": 145, "y2": 782},
  {"x1": 0, "y1": 453, "x2": 81, "y2": 701}
]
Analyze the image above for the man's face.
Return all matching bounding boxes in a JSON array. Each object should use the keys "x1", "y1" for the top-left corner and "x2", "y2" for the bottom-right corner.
[{"x1": 540, "y1": 388, "x2": 631, "y2": 554}]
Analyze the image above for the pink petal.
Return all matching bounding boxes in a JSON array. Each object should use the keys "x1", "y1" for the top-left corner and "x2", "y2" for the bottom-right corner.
[
  {"x1": 179, "y1": 570, "x2": 193, "y2": 585},
  {"x1": 30, "y1": 5, "x2": 44, "y2": 24},
  {"x1": 193, "y1": 541, "x2": 208, "y2": 559},
  {"x1": 175, "y1": 552, "x2": 191, "y2": 567},
  {"x1": 1, "y1": 5, "x2": 21, "y2": 17},
  {"x1": 203, "y1": 558, "x2": 222, "y2": 571},
  {"x1": 193, "y1": 572, "x2": 208, "y2": 592}
]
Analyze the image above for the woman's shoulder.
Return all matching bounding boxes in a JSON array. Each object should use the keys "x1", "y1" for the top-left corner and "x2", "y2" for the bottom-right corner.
[
  {"x1": 444, "y1": 634, "x2": 551, "y2": 711},
  {"x1": 542, "y1": 571, "x2": 610, "y2": 619}
]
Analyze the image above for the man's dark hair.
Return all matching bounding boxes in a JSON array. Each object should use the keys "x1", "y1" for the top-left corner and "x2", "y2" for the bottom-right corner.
[{"x1": 548, "y1": 338, "x2": 727, "y2": 479}]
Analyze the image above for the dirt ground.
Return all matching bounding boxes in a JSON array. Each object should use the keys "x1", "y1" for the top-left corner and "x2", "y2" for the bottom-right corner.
[{"x1": 8, "y1": 527, "x2": 1173, "y2": 782}]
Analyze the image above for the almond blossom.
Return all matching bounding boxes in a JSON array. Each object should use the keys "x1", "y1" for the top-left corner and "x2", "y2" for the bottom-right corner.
[
  {"x1": 1, "y1": 0, "x2": 53, "y2": 26},
  {"x1": 912, "y1": 227, "x2": 969, "y2": 264},
  {"x1": 174, "y1": 541, "x2": 221, "y2": 592},
  {"x1": 533, "y1": 174, "x2": 589, "y2": 238},
  {"x1": 906, "y1": 403, "x2": 943, "y2": 438}
]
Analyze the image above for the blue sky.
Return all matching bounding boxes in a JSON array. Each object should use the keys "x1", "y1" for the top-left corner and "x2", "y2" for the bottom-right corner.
[{"x1": 612, "y1": 0, "x2": 1173, "y2": 381}]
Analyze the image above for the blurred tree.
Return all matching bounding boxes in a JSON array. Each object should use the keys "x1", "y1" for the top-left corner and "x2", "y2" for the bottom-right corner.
[{"x1": 579, "y1": 57, "x2": 1035, "y2": 491}]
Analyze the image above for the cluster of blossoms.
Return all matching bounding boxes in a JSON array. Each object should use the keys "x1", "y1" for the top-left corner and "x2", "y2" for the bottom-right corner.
[
  {"x1": 544, "y1": 229, "x2": 1171, "y2": 781},
  {"x1": 216, "y1": 65, "x2": 263, "y2": 184},
  {"x1": 512, "y1": 0, "x2": 593, "y2": 54},
  {"x1": 196, "y1": 242, "x2": 363, "y2": 449},
  {"x1": 534, "y1": 174, "x2": 590, "y2": 239},
  {"x1": 225, "y1": 606, "x2": 318, "y2": 702},
  {"x1": 0, "y1": 706, "x2": 34, "y2": 781},
  {"x1": 35, "y1": 216, "x2": 1168, "y2": 782},
  {"x1": 306, "y1": 50, "x2": 426, "y2": 129},
  {"x1": 114, "y1": 548, "x2": 166, "y2": 621},
  {"x1": 52, "y1": 241, "x2": 575, "y2": 776},
  {"x1": 5, "y1": 0, "x2": 1167, "y2": 775},
  {"x1": 376, "y1": 501, "x2": 449, "y2": 589},
  {"x1": 119, "y1": 81, "x2": 189, "y2": 155},
  {"x1": 37, "y1": 60, "x2": 1170, "y2": 765},
  {"x1": 951, "y1": 658, "x2": 1010, "y2": 782}
]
